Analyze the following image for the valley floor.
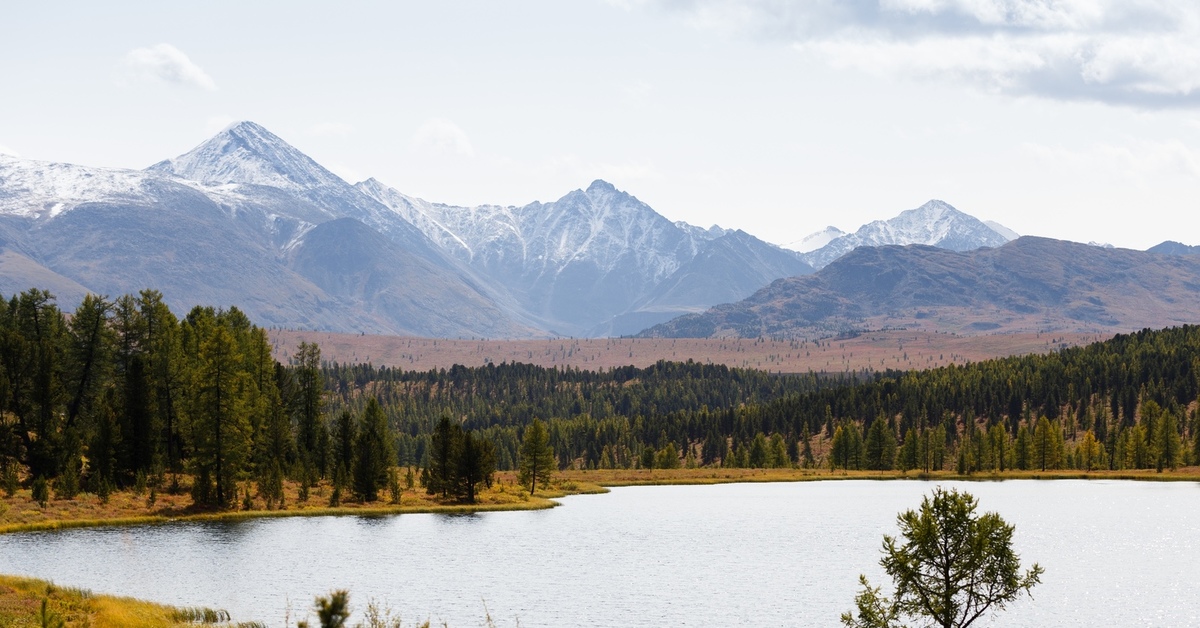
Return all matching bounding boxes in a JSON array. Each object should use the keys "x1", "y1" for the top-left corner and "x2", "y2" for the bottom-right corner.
[{"x1": 270, "y1": 329, "x2": 1105, "y2": 374}]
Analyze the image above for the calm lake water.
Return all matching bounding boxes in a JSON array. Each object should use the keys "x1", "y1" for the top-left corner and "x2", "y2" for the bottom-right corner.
[{"x1": 1, "y1": 480, "x2": 1197, "y2": 627}]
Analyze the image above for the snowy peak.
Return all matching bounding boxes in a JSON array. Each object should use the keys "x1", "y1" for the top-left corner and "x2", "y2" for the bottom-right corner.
[
  {"x1": 803, "y1": 200, "x2": 1012, "y2": 269},
  {"x1": 148, "y1": 121, "x2": 346, "y2": 191},
  {"x1": 783, "y1": 226, "x2": 847, "y2": 254},
  {"x1": 0, "y1": 155, "x2": 161, "y2": 220}
]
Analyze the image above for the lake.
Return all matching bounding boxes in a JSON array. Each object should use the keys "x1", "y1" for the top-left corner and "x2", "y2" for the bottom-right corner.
[{"x1": 1, "y1": 480, "x2": 1197, "y2": 627}]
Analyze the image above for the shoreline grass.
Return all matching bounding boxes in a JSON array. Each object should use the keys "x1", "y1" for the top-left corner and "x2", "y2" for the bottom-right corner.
[
  {"x1": 0, "y1": 574, "x2": 260, "y2": 627},
  {"x1": 2, "y1": 467, "x2": 1196, "y2": 536}
]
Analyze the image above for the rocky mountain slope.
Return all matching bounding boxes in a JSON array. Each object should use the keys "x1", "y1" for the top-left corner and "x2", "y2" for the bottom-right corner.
[
  {"x1": 641, "y1": 237, "x2": 1200, "y2": 339},
  {"x1": 1148, "y1": 241, "x2": 1200, "y2": 256},
  {"x1": 356, "y1": 178, "x2": 812, "y2": 335}
]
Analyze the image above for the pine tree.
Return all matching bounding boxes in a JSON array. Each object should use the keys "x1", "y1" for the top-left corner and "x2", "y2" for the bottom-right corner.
[
  {"x1": 189, "y1": 322, "x2": 250, "y2": 508},
  {"x1": 352, "y1": 398, "x2": 394, "y2": 502},
  {"x1": 427, "y1": 414, "x2": 462, "y2": 498}
]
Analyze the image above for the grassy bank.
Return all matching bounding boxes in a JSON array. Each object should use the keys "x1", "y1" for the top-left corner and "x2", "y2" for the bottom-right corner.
[
  {"x1": 0, "y1": 574, "x2": 262, "y2": 627},
  {"x1": 557, "y1": 466, "x2": 1200, "y2": 487},
  {"x1": 4, "y1": 467, "x2": 1199, "y2": 536},
  {"x1": 0, "y1": 472, "x2": 607, "y2": 536}
]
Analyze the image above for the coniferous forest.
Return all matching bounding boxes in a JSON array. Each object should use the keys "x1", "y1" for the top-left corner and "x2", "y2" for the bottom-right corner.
[{"x1": 3, "y1": 287, "x2": 1200, "y2": 513}]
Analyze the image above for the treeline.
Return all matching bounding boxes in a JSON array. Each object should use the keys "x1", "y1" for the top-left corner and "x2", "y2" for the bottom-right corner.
[
  {"x1": 0, "y1": 289, "x2": 399, "y2": 510},
  {"x1": 321, "y1": 360, "x2": 842, "y2": 471},
  {"x1": 327, "y1": 326, "x2": 1200, "y2": 475},
  {"x1": 7, "y1": 285, "x2": 1200, "y2": 516}
]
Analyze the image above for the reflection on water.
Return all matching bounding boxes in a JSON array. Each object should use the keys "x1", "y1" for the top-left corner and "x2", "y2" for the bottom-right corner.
[{"x1": 1, "y1": 480, "x2": 1198, "y2": 627}]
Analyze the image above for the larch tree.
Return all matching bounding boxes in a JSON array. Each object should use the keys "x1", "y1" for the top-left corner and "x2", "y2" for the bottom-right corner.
[
  {"x1": 518, "y1": 418, "x2": 555, "y2": 495},
  {"x1": 843, "y1": 488, "x2": 1042, "y2": 628}
]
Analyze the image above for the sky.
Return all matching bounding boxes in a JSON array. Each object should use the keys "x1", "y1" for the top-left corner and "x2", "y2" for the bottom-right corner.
[{"x1": 1, "y1": 0, "x2": 1198, "y2": 250}]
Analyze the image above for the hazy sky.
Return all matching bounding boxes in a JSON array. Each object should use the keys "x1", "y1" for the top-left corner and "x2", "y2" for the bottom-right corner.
[{"x1": 2, "y1": 0, "x2": 1198, "y2": 249}]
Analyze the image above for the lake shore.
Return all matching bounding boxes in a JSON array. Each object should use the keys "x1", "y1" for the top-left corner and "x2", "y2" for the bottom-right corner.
[
  {"x1": 3, "y1": 466, "x2": 1198, "y2": 536},
  {"x1": 0, "y1": 573, "x2": 249, "y2": 628}
]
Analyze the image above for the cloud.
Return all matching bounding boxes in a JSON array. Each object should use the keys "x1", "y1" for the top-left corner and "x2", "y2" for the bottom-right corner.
[
  {"x1": 122, "y1": 44, "x2": 217, "y2": 91},
  {"x1": 635, "y1": 0, "x2": 1200, "y2": 108},
  {"x1": 411, "y1": 118, "x2": 475, "y2": 158}
]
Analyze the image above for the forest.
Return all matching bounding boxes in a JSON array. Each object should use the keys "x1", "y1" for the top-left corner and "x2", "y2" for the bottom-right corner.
[{"x1": 2, "y1": 287, "x2": 1200, "y2": 513}]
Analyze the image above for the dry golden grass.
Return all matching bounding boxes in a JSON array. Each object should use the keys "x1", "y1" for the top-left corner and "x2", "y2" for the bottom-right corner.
[
  {"x1": 0, "y1": 471, "x2": 610, "y2": 536},
  {"x1": 5, "y1": 464, "x2": 1198, "y2": 537},
  {"x1": 270, "y1": 329, "x2": 1104, "y2": 373},
  {"x1": 0, "y1": 574, "x2": 251, "y2": 627},
  {"x1": 557, "y1": 466, "x2": 1200, "y2": 486}
]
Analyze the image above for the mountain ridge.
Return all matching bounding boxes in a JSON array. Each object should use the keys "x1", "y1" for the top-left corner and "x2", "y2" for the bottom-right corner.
[{"x1": 640, "y1": 236, "x2": 1200, "y2": 339}]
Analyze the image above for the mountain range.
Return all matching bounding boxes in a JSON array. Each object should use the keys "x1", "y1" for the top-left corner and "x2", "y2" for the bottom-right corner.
[
  {"x1": 2, "y1": 121, "x2": 1194, "y2": 341},
  {"x1": 795, "y1": 200, "x2": 1016, "y2": 270},
  {"x1": 0, "y1": 122, "x2": 810, "y2": 337},
  {"x1": 640, "y1": 237, "x2": 1200, "y2": 339}
]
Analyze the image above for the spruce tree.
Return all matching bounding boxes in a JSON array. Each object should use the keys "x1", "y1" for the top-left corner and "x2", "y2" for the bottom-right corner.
[{"x1": 353, "y1": 398, "x2": 394, "y2": 502}]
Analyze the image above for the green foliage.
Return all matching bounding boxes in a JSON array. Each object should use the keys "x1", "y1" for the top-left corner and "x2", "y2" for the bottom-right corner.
[
  {"x1": 519, "y1": 418, "x2": 555, "y2": 494},
  {"x1": 864, "y1": 418, "x2": 897, "y2": 471},
  {"x1": 31, "y1": 475, "x2": 49, "y2": 507},
  {"x1": 353, "y1": 399, "x2": 395, "y2": 502},
  {"x1": 314, "y1": 590, "x2": 351, "y2": 628},
  {"x1": 2, "y1": 461, "x2": 19, "y2": 497},
  {"x1": 843, "y1": 488, "x2": 1042, "y2": 628}
]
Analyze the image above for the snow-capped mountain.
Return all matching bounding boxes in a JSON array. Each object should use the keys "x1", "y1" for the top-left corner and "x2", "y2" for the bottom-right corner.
[
  {"x1": 984, "y1": 220, "x2": 1020, "y2": 241},
  {"x1": 783, "y1": 226, "x2": 847, "y2": 254},
  {"x1": 149, "y1": 121, "x2": 347, "y2": 191},
  {"x1": 0, "y1": 126, "x2": 540, "y2": 338},
  {"x1": 0, "y1": 121, "x2": 813, "y2": 338},
  {"x1": 358, "y1": 178, "x2": 812, "y2": 335},
  {"x1": 803, "y1": 200, "x2": 1014, "y2": 269}
]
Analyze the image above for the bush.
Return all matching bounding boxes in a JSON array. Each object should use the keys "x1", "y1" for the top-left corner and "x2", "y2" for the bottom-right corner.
[
  {"x1": 2, "y1": 462, "x2": 20, "y2": 497},
  {"x1": 31, "y1": 476, "x2": 49, "y2": 507}
]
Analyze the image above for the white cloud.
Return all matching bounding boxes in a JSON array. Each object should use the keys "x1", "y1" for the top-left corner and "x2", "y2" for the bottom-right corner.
[
  {"x1": 636, "y1": 0, "x2": 1200, "y2": 107},
  {"x1": 122, "y1": 44, "x2": 217, "y2": 91},
  {"x1": 0, "y1": 143, "x2": 18, "y2": 157},
  {"x1": 411, "y1": 118, "x2": 475, "y2": 158},
  {"x1": 308, "y1": 122, "x2": 354, "y2": 138}
]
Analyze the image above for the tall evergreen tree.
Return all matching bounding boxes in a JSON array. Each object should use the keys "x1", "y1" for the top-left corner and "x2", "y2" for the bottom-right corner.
[
  {"x1": 353, "y1": 398, "x2": 394, "y2": 502},
  {"x1": 519, "y1": 418, "x2": 555, "y2": 494},
  {"x1": 427, "y1": 414, "x2": 462, "y2": 498}
]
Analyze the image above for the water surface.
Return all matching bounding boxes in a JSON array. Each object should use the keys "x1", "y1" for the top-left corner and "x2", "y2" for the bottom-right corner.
[{"x1": 1, "y1": 480, "x2": 1196, "y2": 627}]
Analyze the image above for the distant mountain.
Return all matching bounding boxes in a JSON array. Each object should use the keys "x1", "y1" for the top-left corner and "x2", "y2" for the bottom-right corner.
[
  {"x1": 984, "y1": 220, "x2": 1020, "y2": 241},
  {"x1": 357, "y1": 178, "x2": 812, "y2": 335},
  {"x1": 0, "y1": 121, "x2": 814, "y2": 338},
  {"x1": 802, "y1": 200, "x2": 1014, "y2": 269},
  {"x1": 0, "y1": 125, "x2": 539, "y2": 337},
  {"x1": 1148, "y1": 241, "x2": 1200, "y2": 256},
  {"x1": 641, "y1": 237, "x2": 1200, "y2": 339},
  {"x1": 783, "y1": 226, "x2": 846, "y2": 254}
]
